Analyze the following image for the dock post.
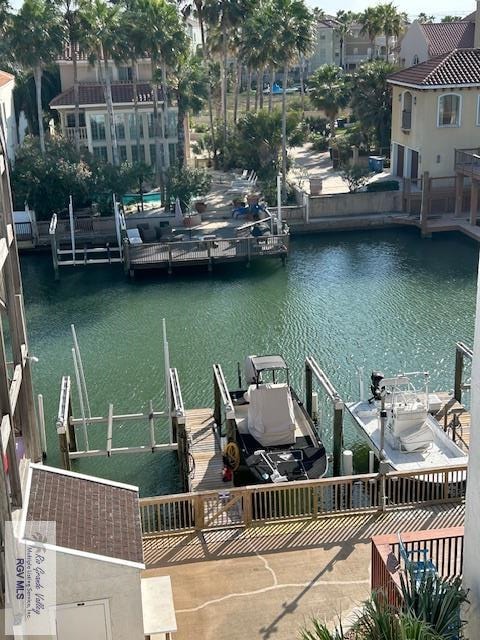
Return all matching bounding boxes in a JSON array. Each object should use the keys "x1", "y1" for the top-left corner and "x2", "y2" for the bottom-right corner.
[
  {"x1": 420, "y1": 171, "x2": 430, "y2": 237},
  {"x1": 455, "y1": 173, "x2": 464, "y2": 217},
  {"x1": 168, "y1": 248, "x2": 173, "y2": 275},
  {"x1": 49, "y1": 214, "x2": 59, "y2": 280},
  {"x1": 305, "y1": 361, "x2": 313, "y2": 418},
  {"x1": 454, "y1": 345, "x2": 464, "y2": 403},
  {"x1": 174, "y1": 415, "x2": 189, "y2": 491},
  {"x1": 470, "y1": 179, "x2": 479, "y2": 226},
  {"x1": 213, "y1": 371, "x2": 221, "y2": 427},
  {"x1": 332, "y1": 399, "x2": 344, "y2": 477},
  {"x1": 207, "y1": 244, "x2": 213, "y2": 272},
  {"x1": 123, "y1": 239, "x2": 130, "y2": 275}
]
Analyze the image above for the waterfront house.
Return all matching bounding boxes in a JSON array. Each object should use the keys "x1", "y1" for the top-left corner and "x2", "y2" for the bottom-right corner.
[
  {"x1": 0, "y1": 70, "x2": 17, "y2": 163},
  {"x1": 399, "y1": 14, "x2": 475, "y2": 68},
  {"x1": 388, "y1": 48, "x2": 480, "y2": 180},
  {"x1": 49, "y1": 45, "x2": 181, "y2": 167}
]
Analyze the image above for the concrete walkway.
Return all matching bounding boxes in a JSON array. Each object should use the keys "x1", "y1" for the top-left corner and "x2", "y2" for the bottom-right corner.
[{"x1": 143, "y1": 503, "x2": 464, "y2": 640}]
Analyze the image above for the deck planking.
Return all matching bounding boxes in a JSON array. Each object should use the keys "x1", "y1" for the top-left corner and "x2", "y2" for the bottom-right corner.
[
  {"x1": 186, "y1": 408, "x2": 232, "y2": 492},
  {"x1": 432, "y1": 391, "x2": 470, "y2": 454}
]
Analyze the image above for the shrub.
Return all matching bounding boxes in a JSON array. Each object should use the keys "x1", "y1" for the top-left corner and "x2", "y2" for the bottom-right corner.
[
  {"x1": 340, "y1": 164, "x2": 372, "y2": 192},
  {"x1": 304, "y1": 116, "x2": 329, "y2": 136},
  {"x1": 309, "y1": 133, "x2": 329, "y2": 152},
  {"x1": 164, "y1": 165, "x2": 212, "y2": 211},
  {"x1": 366, "y1": 180, "x2": 399, "y2": 192}
]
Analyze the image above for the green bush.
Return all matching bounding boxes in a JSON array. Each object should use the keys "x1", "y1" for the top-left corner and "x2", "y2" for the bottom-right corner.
[
  {"x1": 309, "y1": 133, "x2": 329, "y2": 152},
  {"x1": 164, "y1": 165, "x2": 212, "y2": 211},
  {"x1": 304, "y1": 116, "x2": 329, "y2": 136},
  {"x1": 340, "y1": 164, "x2": 372, "y2": 192},
  {"x1": 366, "y1": 180, "x2": 399, "y2": 192}
]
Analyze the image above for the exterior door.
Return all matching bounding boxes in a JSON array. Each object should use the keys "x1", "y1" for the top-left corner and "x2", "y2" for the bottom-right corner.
[
  {"x1": 411, "y1": 150, "x2": 419, "y2": 180},
  {"x1": 54, "y1": 600, "x2": 112, "y2": 640},
  {"x1": 396, "y1": 144, "x2": 404, "y2": 177}
]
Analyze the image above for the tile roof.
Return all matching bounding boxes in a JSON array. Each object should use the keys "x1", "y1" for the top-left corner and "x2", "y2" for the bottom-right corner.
[
  {"x1": 25, "y1": 466, "x2": 144, "y2": 565},
  {"x1": 388, "y1": 48, "x2": 480, "y2": 87},
  {"x1": 0, "y1": 70, "x2": 14, "y2": 88},
  {"x1": 50, "y1": 82, "x2": 159, "y2": 108},
  {"x1": 420, "y1": 21, "x2": 475, "y2": 56}
]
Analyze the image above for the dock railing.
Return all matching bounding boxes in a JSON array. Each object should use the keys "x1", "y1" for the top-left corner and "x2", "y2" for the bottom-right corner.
[
  {"x1": 371, "y1": 526, "x2": 465, "y2": 607},
  {"x1": 139, "y1": 463, "x2": 467, "y2": 536}
]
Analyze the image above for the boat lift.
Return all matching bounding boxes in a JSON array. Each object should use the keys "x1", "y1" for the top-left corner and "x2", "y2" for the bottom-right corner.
[{"x1": 55, "y1": 320, "x2": 186, "y2": 470}]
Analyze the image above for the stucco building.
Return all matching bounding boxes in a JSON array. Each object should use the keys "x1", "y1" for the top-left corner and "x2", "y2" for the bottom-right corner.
[
  {"x1": 309, "y1": 17, "x2": 341, "y2": 72},
  {"x1": 0, "y1": 70, "x2": 17, "y2": 163},
  {"x1": 388, "y1": 48, "x2": 480, "y2": 180},
  {"x1": 50, "y1": 47, "x2": 179, "y2": 168}
]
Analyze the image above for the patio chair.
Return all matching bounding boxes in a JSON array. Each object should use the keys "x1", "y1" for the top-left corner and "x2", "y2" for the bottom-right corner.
[{"x1": 398, "y1": 533, "x2": 436, "y2": 586}]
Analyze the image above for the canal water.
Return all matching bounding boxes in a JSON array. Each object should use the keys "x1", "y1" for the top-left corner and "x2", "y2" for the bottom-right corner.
[{"x1": 20, "y1": 229, "x2": 478, "y2": 496}]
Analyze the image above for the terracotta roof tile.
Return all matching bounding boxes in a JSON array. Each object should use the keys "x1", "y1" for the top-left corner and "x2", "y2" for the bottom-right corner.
[
  {"x1": 388, "y1": 48, "x2": 480, "y2": 87},
  {"x1": 420, "y1": 22, "x2": 475, "y2": 56},
  {"x1": 0, "y1": 70, "x2": 14, "y2": 88},
  {"x1": 50, "y1": 82, "x2": 160, "y2": 108},
  {"x1": 25, "y1": 467, "x2": 144, "y2": 565}
]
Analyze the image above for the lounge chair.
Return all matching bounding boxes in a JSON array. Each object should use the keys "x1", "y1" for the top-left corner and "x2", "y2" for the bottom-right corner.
[{"x1": 398, "y1": 533, "x2": 436, "y2": 585}]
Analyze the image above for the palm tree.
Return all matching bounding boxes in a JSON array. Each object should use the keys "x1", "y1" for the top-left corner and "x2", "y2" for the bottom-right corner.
[
  {"x1": 80, "y1": 0, "x2": 121, "y2": 165},
  {"x1": 204, "y1": 0, "x2": 253, "y2": 157},
  {"x1": 179, "y1": 0, "x2": 217, "y2": 156},
  {"x1": 266, "y1": 0, "x2": 312, "y2": 201},
  {"x1": 335, "y1": 10, "x2": 354, "y2": 70},
  {"x1": 61, "y1": 0, "x2": 84, "y2": 152},
  {"x1": 416, "y1": 12, "x2": 435, "y2": 23},
  {"x1": 130, "y1": 0, "x2": 186, "y2": 183},
  {"x1": 10, "y1": 0, "x2": 64, "y2": 155},
  {"x1": 359, "y1": 7, "x2": 382, "y2": 60},
  {"x1": 378, "y1": 2, "x2": 403, "y2": 63},
  {"x1": 308, "y1": 64, "x2": 350, "y2": 139},
  {"x1": 172, "y1": 52, "x2": 208, "y2": 167},
  {"x1": 441, "y1": 15, "x2": 462, "y2": 22}
]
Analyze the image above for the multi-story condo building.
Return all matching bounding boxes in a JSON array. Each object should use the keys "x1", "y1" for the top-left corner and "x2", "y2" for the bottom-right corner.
[
  {"x1": 50, "y1": 47, "x2": 180, "y2": 168},
  {"x1": 308, "y1": 16, "x2": 342, "y2": 73},
  {"x1": 344, "y1": 23, "x2": 395, "y2": 70}
]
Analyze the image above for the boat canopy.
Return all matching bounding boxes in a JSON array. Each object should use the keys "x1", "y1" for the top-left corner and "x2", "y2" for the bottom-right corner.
[{"x1": 250, "y1": 355, "x2": 288, "y2": 373}]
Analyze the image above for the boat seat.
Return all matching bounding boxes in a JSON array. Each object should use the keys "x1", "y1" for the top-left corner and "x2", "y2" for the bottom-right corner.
[{"x1": 246, "y1": 383, "x2": 295, "y2": 447}]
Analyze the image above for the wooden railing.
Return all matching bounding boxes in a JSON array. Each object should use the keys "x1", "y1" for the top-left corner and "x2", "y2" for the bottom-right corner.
[
  {"x1": 371, "y1": 527, "x2": 465, "y2": 606},
  {"x1": 65, "y1": 126, "x2": 88, "y2": 142},
  {"x1": 455, "y1": 148, "x2": 480, "y2": 176},
  {"x1": 139, "y1": 464, "x2": 467, "y2": 536}
]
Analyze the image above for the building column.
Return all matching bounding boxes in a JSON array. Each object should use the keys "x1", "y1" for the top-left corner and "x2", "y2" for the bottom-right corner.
[
  {"x1": 470, "y1": 180, "x2": 479, "y2": 226},
  {"x1": 455, "y1": 172, "x2": 465, "y2": 217}
]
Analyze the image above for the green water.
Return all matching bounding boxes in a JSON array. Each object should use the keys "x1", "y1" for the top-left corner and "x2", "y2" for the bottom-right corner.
[{"x1": 20, "y1": 229, "x2": 478, "y2": 496}]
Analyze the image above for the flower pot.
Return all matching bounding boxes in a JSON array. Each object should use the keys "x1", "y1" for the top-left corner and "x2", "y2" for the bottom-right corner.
[{"x1": 194, "y1": 201, "x2": 207, "y2": 214}]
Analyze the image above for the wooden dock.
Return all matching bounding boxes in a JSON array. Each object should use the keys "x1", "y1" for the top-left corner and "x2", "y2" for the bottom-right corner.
[
  {"x1": 432, "y1": 391, "x2": 470, "y2": 454},
  {"x1": 186, "y1": 408, "x2": 232, "y2": 492}
]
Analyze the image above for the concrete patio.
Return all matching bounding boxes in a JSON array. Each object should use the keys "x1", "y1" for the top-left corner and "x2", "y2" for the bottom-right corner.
[{"x1": 143, "y1": 502, "x2": 465, "y2": 640}]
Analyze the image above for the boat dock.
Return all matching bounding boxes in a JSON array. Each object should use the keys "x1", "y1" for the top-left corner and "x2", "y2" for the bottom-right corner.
[
  {"x1": 433, "y1": 392, "x2": 470, "y2": 454},
  {"x1": 186, "y1": 408, "x2": 232, "y2": 492}
]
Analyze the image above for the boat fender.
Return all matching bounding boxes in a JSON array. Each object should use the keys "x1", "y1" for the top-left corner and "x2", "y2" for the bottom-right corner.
[{"x1": 223, "y1": 441, "x2": 241, "y2": 471}]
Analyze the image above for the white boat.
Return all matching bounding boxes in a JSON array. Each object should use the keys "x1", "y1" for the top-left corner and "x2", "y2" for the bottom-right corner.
[{"x1": 346, "y1": 371, "x2": 468, "y2": 473}]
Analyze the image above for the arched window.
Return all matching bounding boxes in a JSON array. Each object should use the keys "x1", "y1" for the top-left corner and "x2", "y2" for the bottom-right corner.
[
  {"x1": 402, "y1": 91, "x2": 412, "y2": 130},
  {"x1": 412, "y1": 55, "x2": 419, "y2": 65},
  {"x1": 438, "y1": 93, "x2": 461, "y2": 127}
]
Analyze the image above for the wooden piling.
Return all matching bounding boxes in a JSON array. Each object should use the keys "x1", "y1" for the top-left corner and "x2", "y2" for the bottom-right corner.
[
  {"x1": 454, "y1": 347, "x2": 464, "y2": 403},
  {"x1": 333, "y1": 400, "x2": 344, "y2": 477},
  {"x1": 305, "y1": 362, "x2": 313, "y2": 418}
]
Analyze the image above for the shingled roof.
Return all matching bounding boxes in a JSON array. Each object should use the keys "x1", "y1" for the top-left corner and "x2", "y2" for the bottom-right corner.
[
  {"x1": 50, "y1": 82, "x2": 159, "y2": 108},
  {"x1": 388, "y1": 49, "x2": 480, "y2": 87},
  {"x1": 0, "y1": 70, "x2": 14, "y2": 88},
  {"x1": 420, "y1": 21, "x2": 475, "y2": 56},
  {"x1": 25, "y1": 464, "x2": 144, "y2": 566}
]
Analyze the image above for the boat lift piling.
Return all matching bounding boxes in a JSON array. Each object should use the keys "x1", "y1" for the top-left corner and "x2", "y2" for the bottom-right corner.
[
  {"x1": 305, "y1": 357, "x2": 344, "y2": 476},
  {"x1": 454, "y1": 341, "x2": 473, "y2": 403}
]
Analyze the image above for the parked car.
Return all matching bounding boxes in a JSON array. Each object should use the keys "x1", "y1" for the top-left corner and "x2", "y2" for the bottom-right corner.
[{"x1": 285, "y1": 85, "x2": 301, "y2": 94}]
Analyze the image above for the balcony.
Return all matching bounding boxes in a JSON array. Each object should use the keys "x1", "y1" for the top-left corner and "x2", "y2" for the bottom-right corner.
[
  {"x1": 64, "y1": 126, "x2": 88, "y2": 143},
  {"x1": 371, "y1": 526, "x2": 464, "y2": 607},
  {"x1": 455, "y1": 148, "x2": 480, "y2": 177},
  {"x1": 401, "y1": 109, "x2": 412, "y2": 131}
]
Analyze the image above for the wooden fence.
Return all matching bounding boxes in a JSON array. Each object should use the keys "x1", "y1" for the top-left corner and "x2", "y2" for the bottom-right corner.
[{"x1": 140, "y1": 464, "x2": 467, "y2": 536}]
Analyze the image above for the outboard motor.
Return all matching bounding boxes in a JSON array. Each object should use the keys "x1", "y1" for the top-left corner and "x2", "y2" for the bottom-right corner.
[{"x1": 370, "y1": 371, "x2": 385, "y2": 402}]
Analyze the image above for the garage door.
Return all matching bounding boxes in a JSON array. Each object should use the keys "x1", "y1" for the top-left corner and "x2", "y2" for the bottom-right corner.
[{"x1": 54, "y1": 600, "x2": 112, "y2": 640}]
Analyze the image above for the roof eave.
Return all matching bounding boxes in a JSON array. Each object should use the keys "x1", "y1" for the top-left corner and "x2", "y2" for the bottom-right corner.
[
  {"x1": 388, "y1": 79, "x2": 480, "y2": 90},
  {"x1": 50, "y1": 100, "x2": 157, "y2": 109}
]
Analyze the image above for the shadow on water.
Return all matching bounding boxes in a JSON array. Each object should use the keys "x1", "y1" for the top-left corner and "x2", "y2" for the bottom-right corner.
[{"x1": 19, "y1": 228, "x2": 478, "y2": 495}]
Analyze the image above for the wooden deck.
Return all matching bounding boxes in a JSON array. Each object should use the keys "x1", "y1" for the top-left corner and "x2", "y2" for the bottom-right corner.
[
  {"x1": 126, "y1": 235, "x2": 289, "y2": 272},
  {"x1": 432, "y1": 391, "x2": 470, "y2": 453},
  {"x1": 186, "y1": 408, "x2": 232, "y2": 492}
]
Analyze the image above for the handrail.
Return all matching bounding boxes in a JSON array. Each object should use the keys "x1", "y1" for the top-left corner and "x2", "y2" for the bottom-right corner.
[
  {"x1": 213, "y1": 363, "x2": 234, "y2": 417},
  {"x1": 456, "y1": 341, "x2": 473, "y2": 361},
  {"x1": 49, "y1": 213, "x2": 58, "y2": 235},
  {"x1": 305, "y1": 355, "x2": 342, "y2": 403},
  {"x1": 169, "y1": 367, "x2": 185, "y2": 420},
  {"x1": 56, "y1": 375, "x2": 70, "y2": 433}
]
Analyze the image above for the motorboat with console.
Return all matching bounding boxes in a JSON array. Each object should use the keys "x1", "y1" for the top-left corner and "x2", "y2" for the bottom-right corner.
[
  {"x1": 224, "y1": 355, "x2": 328, "y2": 485},
  {"x1": 346, "y1": 370, "x2": 468, "y2": 473}
]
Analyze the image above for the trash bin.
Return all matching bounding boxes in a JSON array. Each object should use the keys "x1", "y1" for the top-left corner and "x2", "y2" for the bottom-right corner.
[
  {"x1": 336, "y1": 118, "x2": 346, "y2": 129},
  {"x1": 368, "y1": 155, "x2": 385, "y2": 173}
]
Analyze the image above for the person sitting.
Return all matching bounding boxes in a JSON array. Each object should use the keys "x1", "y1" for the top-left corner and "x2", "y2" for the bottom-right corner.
[{"x1": 251, "y1": 224, "x2": 263, "y2": 238}]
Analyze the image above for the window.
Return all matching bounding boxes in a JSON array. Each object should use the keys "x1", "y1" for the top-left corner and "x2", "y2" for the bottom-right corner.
[
  {"x1": 114, "y1": 114, "x2": 125, "y2": 140},
  {"x1": 319, "y1": 34, "x2": 326, "y2": 40},
  {"x1": 119, "y1": 145, "x2": 127, "y2": 162},
  {"x1": 118, "y1": 66, "x2": 133, "y2": 82},
  {"x1": 166, "y1": 111, "x2": 178, "y2": 138},
  {"x1": 438, "y1": 94, "x2": 461, "y2": 127},
  {"x1": 412, "y1": 54, "x2": 419, "y2": 65},
  {"x1": 402, "y1": 91, "x2": 412, "y2": 130},
  {"x1": 90, "y1": 114, "x2": 106, "y2": 140},
  {"x1": 168, "y1": 143, "x2": 177, "y2": 165},
  {"x1": 147, "y1": 112, "x2": 162, "y2": 138},
  {"x1": 149, "y1": 143, "x2": 164, "y2": 167},
  {"x1": 93, "y1": 146, "x2": 108, "y2": 162},
  {"x1": 128, "y1": 113, "x2": 144, "y2": 139},
  {"x1": 66, "y1": 113, "x2": 86, "y2": 128},
  {"x1": 132, "y1": 145, "x2": 145, "y2": 163}
]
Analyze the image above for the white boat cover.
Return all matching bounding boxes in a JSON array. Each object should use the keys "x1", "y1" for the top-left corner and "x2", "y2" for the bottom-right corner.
[
  {"x1": 388, "y1": 403, "x2": 432, "y2": 452},
  {"x1": 246, "y1": 383, "x2": 296, "y2": 446}
]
